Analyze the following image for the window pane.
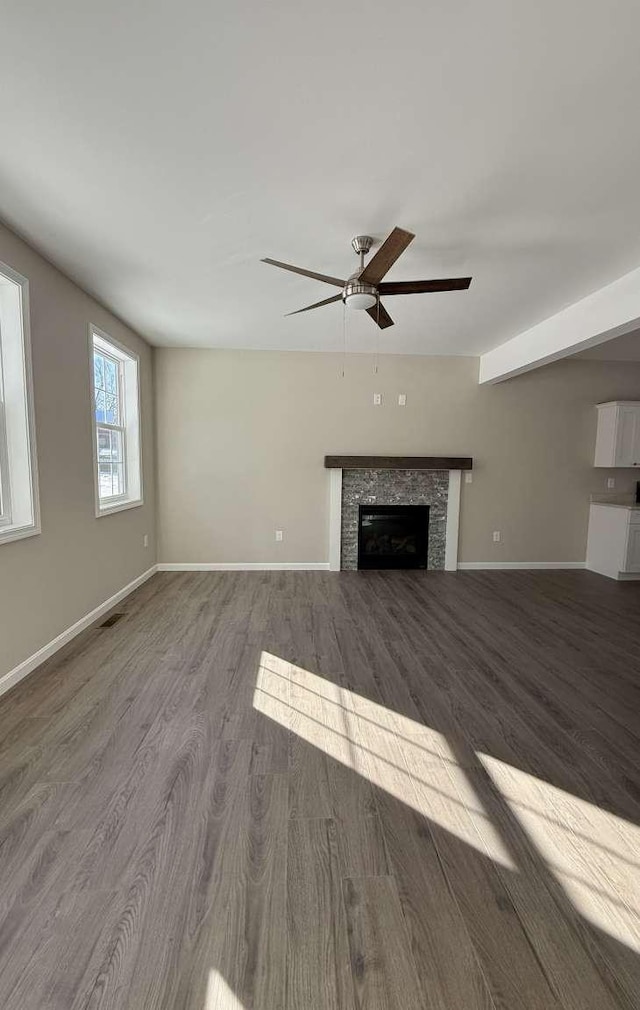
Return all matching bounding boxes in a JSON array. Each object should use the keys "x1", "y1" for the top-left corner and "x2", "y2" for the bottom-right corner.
[
  {"x1": 93, "y1": 353, "x2": 105, "y2": 392},
  {"x1": 105, "y1": 393, "x2": 119, "y2": 425},
  {"x1": 97, "y1": 427, "x2": 124, "y2": 462},
  {"x1": 110, "y1": 429, "x2": 124, "y2": 463},
  {"x1": 97, "y1": 460, "x2": 125, "y2": 499},
  {"x1": 97, "y1": 427, "x2": 111, "y2": 460},
  {"x1": 95, "y1": 389, "x2": 106, "y2": 423},
  {"x1": 111, "y1": 463, "x2": 125, "y2": 496},
  {"x1": 97, "y1": 427, "x2": 125, "y2": 500},
  {"x1": 104, "y1": 357, "x2": 118, "y2": 394},
  {"x1": 98, "y1": 462, "x2": 113, "y2": 498}
]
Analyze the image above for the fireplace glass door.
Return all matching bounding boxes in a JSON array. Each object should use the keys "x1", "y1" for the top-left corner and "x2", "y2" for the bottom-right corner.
[{"x1": 357, "y1": 504, "x2": 429, "y2": 569}]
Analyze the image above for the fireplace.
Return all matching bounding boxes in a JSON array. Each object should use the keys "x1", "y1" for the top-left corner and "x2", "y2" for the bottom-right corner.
[
  {"x1": 358, "y1": 504, "x2": 430, "y2": 569},
  {"x1": 325, "y1": 457, "x2": 472, "y2": 571}
]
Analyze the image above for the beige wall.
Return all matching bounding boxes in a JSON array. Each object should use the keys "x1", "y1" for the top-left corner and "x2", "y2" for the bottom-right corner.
[
  {"x1": 0, "y1": 223, "x2": 156, "y2": 680},
  {"x1": 155, "y1": 348, "x2": 640, "y2": 566}
]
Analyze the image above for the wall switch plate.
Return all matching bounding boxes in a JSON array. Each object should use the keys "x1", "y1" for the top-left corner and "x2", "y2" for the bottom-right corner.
[
  {"x1": 492, "y1": 531, "x2": 501, "y2": 543},
  {"x1": 398, "y1": 394, "x2": 406, "y2": 406},
  {"x1": 464, "y1": 472, "x2": 473, "y2": 483},
  {"x1": 275, "y1": 530, "x2": 283, "y2": 541},
  {"x1": 143, "y1": 534, "x2": 149, "y2": 548},
  {"x1": 373, "y1": 393, "x2": 381, "y2": 405},
  {"x1": 607, "y1": 477, "x2": 616, "y2": 489}
]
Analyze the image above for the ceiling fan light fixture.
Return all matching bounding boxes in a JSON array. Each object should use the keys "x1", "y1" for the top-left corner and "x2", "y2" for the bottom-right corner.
[{"x1": 343, "y1": 280, "x2": 378, "y2": 311}]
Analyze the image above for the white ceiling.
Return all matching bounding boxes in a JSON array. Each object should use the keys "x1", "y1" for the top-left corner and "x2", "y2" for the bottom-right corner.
[{"x1": 2, "y1": 1, "x2": 640, "y2": 355}]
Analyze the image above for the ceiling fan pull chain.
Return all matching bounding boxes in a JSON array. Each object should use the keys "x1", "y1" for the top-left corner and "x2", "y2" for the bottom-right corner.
[{"x1": 342, "y1": 300, "x2": 347, "y2": 378}]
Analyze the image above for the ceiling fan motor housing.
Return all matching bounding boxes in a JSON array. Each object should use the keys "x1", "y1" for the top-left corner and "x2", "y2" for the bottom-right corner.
[
  {"x1": 345, "y1": 235, "x2": 378, "y2": 307},
  {"x1": 343, "y1": 278, "x2": 378, "y2": 310}
]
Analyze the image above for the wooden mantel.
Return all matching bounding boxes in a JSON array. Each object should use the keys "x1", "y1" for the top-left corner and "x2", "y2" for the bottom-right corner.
[{"x1": 324, "y1": 455, "x2": 473, "y2": 470}]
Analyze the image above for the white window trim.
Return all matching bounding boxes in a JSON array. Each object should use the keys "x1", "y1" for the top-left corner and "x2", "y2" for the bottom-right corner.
[
  {"x1": 89, "y1": 325, "x2": 143, "y2": 517},
  {"x1": 0, "y1": 357, "x2": 12, "y2": 528},
  {"x1": 0, "y1": 260, "x2": 41, "y2": 546}
]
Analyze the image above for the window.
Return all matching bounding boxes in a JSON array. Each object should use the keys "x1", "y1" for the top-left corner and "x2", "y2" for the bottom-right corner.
[
  {"x1": 90, "y1": 327, "x2": 142, "y2": 515},
  {"x1": 0, "y1": 261, "x2": 40, "y2": 545}
]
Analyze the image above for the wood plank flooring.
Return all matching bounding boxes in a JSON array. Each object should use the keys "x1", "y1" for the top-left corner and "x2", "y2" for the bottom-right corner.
[{"x1": 0, "y1": 569, "x2": 639, "y2": 1009}]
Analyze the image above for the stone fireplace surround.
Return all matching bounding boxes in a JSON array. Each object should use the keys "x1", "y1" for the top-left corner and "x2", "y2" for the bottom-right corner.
[
  {"x1": 325, "y1": 456, "x2": 473, "y2": 572},
  {"x1": 342, "y1": 469, "x2": 447, "y2": 570}
]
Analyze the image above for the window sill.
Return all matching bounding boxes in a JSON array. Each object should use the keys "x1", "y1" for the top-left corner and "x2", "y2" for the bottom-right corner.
[
  {"x1": 96, "y1": 497, "x2": 144, "y2": 518},
  {"x1": 0, "y1": 522, "x2": 41, "y2": 546}
]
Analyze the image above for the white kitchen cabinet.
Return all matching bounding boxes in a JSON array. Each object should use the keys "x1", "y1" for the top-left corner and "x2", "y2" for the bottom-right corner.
[
  {"x1": 594, "y1": 401, "x2": 640, "y2": 467},
  {"x1": 586, "y1": 504, "x2": 640, "y2": 579},
  {"x1": 627, "y1": 523, "x2": 640, "y2": 572}
]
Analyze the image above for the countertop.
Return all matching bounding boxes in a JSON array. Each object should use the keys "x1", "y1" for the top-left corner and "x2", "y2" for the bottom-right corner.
[{"x1": 590, "y1": 501, "x2": 640, "y2": 511}]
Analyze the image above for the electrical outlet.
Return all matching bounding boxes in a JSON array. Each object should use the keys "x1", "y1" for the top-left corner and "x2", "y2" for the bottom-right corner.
[
  {"x1": 607, "y1": 477, "x2": 616, "y2": 489},
  {"x1": 143, "y1": 534, "x2": 149, "y2": 548},
  {"x1": 373, "y1": 393, "x2": 381, "y2": 405},
  {"x1": 464, "y1": 472, "x2": 473, "y2": 484},
  {"x1": 275, "y1": 530, "x2": 283, "y2": 542},
  {"x1": 492, "y1": 530, "x2": 501, "y2": 543},
  {"x1": 398, "y1": 393, "x2": 406, "y2": 406}
]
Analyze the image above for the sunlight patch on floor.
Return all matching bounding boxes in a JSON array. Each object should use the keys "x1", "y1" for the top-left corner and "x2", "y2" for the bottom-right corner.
[
  {"x1": 205, "y1": 970, "x2": 245, "y2": 1010},
  {"x1": 254, "y1": 651, "x2": 515, "y2": 869},
  {"x1": 480, "y1": 753, "x2": 640, "y2": 952}
]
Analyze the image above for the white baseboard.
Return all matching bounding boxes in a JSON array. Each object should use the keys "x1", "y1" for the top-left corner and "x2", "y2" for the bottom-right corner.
[
  {"x1": 159, "y1": 561, "x2": 586, "y2": 573},
  {"x1": 0, "y1": 565, "x2": 158, "y2": 700},
  {"x1": 457, "y1": 561, "x2": 586, "y2": 570},
  {"x1": 157, "y1": 562, "x2": 331, "y2": 571}
]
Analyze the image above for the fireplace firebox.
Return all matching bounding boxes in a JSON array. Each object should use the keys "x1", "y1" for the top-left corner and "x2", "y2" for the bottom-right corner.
[{"x1": 357, "y1": 504, "x2": 430, "y2": 569}]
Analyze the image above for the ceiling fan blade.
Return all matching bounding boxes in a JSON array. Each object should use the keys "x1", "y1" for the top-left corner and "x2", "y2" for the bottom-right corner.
[
  {"x1": 379, "y1": 277, "x2": 472, "y2": 295},
  {"x1": 359, "y1": 227, "x2": 415, "y2": 285},
  {"x1": 366, "y1": 301, "x2": 395, "y2": 329},
  {"x1": 261, "y1": 258, "x2": 345, "y2": 288},
  {"x1": 285, "y1": 294, "x2": 343, "y2": 316}
]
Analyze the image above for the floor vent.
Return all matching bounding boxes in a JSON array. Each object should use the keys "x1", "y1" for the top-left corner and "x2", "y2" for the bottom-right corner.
[{"x1": 99, "y1": 612, "x2": 125, "y2": 628}]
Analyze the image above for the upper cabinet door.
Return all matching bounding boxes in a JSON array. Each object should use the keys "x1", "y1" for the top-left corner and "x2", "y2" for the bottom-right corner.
[
  {"x1": 594, "y1": 402, "x2": 640, "y2": 467},
  {"x1": 615, "y1": 405, "x2": 640, "y2": 467}
]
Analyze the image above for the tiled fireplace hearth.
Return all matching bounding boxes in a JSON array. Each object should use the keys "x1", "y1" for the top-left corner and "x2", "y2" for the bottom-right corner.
[{"x1": 325, "y1": 456, "x2": 473, "y2": 572}]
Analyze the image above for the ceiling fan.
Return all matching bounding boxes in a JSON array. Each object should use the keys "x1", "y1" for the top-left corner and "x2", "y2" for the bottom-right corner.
[{"x1": 262, "y1": 226, "x2": 471, "y2": 329}]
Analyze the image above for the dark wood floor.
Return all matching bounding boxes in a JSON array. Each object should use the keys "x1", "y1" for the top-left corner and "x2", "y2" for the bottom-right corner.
[{"x1": 1, "y1": 570, "x2": 639, "y2": 1009}]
